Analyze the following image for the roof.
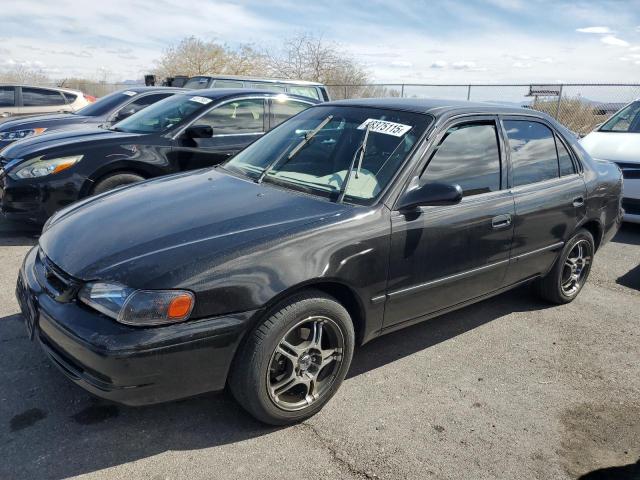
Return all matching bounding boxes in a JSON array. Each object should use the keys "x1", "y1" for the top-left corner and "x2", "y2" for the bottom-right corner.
[
  {"x1": 0, "y1": 84, "x2": 85, "y2": 94},
  {"x1": 323, "y1": 97, "x2": 551, "y2": 118},
  {"x1": 116, "y1": 86, "x2": 186, "y2": 93},
  {"x1": 174, "y1": 88, "x2": 321, "y2": 103},
  {"x1": 186, "y1": 75, "x2": 325, "y2": 87}
]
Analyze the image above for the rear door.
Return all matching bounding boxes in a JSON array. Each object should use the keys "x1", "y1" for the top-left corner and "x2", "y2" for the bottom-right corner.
[
  {"x1": 501, "y1": 116, "x2": 587, "y2": 285},
  {"x1": 172, "y1": 97, "x2": 266, "y2": 170},
  {"x1": 17, "y1": 87, "x2": 71, "y2": 116},
  {"x1": 268, "y1": 97, "x2": 315, "y2": 129},
  {"x1": 0, "y1": 86, "x2": 17, "y2": 118}
]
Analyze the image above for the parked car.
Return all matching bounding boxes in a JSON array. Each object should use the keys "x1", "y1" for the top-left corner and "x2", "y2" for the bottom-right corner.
[
  {"x1": 0, "y1": 90, "x2": 318, "y2": 223},
  {"x1": 0, "y1": 87, "x2": 184, "y2": 150},
  {"x1": 580, "y1": 99, "x2": 640, "y2": 223},
  {"x1": 16, "y1": 98, "x2": 622, "y2": 424},
  {"x1": 0, "y1": 85, "x2": 93, "y2": 120},
  {"x1": 183, "y1": 75, "x2": 330, "y2": 101}
]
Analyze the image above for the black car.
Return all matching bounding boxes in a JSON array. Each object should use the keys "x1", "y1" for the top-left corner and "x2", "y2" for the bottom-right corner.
[
  {"x1": 0, "y1": 87, "x2": 184, "y2": 149},
  {"x1": 17, "y1": 99, "x2": 622, "y2": 425},
  {"x1": 0, "y1": 89, "x2": 318, "y2": 223}
]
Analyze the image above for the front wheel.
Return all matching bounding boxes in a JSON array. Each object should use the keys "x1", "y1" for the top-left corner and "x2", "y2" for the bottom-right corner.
[
  {"x1": 229, "y1": 290, "x2": 355, "y2": 425},
  {"x1": 91, "y1": 172, "x2": 145, "y2": 195},
  {"x1": 536, "y1": 228, "x2": 594, "y2": 304}
]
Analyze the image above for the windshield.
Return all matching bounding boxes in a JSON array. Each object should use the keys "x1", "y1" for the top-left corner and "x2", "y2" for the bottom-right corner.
[
  {"x1": 113, "y1": 94, "x2": 211, "y2": 134},
  {"x1": 76, "y1": 90, "x2": 140, "y2": 117},
  {"x1": 224, "y1": 105, "x2": 431, "y2": 204},
  {"x1": 599, "y1": 101, "x2": 640, "y2": 133}
]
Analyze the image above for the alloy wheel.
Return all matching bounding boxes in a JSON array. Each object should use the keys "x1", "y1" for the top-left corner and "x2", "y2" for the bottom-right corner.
[
  {"x1": 267, "y1": 315, "x2": 345, "y2": 411},
  {"x1": 561, "y1": 239, "x2": 592, "y2": 296}
]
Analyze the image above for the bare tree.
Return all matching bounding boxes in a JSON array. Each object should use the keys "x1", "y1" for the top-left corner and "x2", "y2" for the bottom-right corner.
[
  {"x1": 154, "y1": 37, "x2": 266, "y2": 79},
  {"x1": 0, "y1": 64, "x2": 50, "y2": 85}
]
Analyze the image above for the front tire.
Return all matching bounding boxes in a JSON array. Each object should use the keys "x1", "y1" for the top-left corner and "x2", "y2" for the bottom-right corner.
[
  {"x1": 536, "y1": 228, "x2": 594, "y2": 304},
  {"x1": 229, "y1": 290, "x2": 355, "y2": 425},
  {"x1": 91, "y1": 172, "x2": 145, "y2": 195}
]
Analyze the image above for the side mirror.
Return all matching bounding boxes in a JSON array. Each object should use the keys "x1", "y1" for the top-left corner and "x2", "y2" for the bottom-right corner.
[
  {"x1": 397, "y1": 181, "x2": 463, "y2": 210},
  {"x1": 184, "y1": 124, "x2": 213, "y2": 139},
  {"x1": 115, "y1": 108, "x2": 137, "y2": 121}
]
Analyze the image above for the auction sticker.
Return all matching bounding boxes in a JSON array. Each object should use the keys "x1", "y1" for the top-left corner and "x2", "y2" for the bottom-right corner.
[
  {"x1": 122, "y1": 90, "x2": 138, "y2": 96},
  {"x1": 358, "y1": 119, "x2": 412, "y2": 137},
  {"x1": 189, "y1": 96, "x2": 213, "y2": 105}
]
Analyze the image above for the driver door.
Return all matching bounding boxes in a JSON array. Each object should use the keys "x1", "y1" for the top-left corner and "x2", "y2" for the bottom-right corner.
[
  {"x1": 383, "y1": 117, "x2": 515, "y2": 329},
  {"x1": 171, "y1": 97, "x2": 266, "y2": 170}
]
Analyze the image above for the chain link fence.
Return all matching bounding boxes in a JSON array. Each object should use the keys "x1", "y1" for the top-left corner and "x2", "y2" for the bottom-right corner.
[
  {"x1": 326, "y1": 83, "x2": 640, "y2": 135},
  {"x1": 34, "y1": 81, "x2": 640, "y2": 136}
]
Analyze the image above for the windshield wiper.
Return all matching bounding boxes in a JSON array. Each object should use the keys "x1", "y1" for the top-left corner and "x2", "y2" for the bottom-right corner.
[
  {"x1": 336, "y1": 122, "x2": 372, "y2": 203},
  {"x1": 256, "y1": 115, "x2": 333, "y2": 184}
]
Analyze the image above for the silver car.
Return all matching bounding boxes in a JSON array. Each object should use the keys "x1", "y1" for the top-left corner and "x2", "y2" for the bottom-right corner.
[{"x1": 0, "y1": 85, "x2": 93, "y2": 119}]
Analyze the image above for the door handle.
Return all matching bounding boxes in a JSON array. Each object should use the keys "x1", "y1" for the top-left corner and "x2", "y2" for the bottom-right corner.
[
  {"x1": 491, "y1": 214, "x2": 512, "y2": 229},
  {"x1": 572, "y1": 196, "x2": 585, "y2": 207}
]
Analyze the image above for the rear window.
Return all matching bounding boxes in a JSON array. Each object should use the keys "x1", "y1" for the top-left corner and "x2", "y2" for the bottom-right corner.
[
  {"x1": 287, "y1": 86, "x2": 320, "y2": 100},
  {"x1": 599, "y1": 101, "x2": 640, "y2": 133},
  {"x1": 250, "y1": 83, "x2": 286, "y2": 93},
  {"x1": 504, "y1": 120, "x2": 560, "y2": 187},
  {"x1": 184, "y1": 77, "x2": 211, "y2": 89}
]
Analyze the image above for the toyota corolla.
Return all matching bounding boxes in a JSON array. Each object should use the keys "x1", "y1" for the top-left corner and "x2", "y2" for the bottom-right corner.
[{"x1": 16, "y1": 99, "x2": 622, "y2": 425}]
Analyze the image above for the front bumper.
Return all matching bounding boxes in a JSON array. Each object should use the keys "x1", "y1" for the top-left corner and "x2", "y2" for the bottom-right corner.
[
  {"x1": 17, "y1": 246, "x2": 257, "y2": 406},
  {"x1": 0, "y1": 168, "x2": 84, "y2": 224}
]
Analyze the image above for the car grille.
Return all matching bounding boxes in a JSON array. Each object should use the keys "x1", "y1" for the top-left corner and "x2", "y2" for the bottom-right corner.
[
  {"x1": 614, "y1": 161, "x2": 640, "y2": 180},
  {"x1": 35, "y1": 248, "x2": 81, "y2": 303}
]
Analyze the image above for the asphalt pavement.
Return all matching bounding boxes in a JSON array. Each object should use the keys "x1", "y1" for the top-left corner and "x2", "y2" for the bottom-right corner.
[{"x1": 1, "y1": 217, "x2": 638, "y2": 480}]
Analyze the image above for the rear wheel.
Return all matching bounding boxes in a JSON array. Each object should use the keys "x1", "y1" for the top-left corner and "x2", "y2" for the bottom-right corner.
[
  {"x1": 536, "y1": 229, "x2": 594, "y2": 304},
  {"x1": 91, "y1": 172, "x2": 145, "y2": 195},
  {"x1": 229, "y1": 290, "x2": 355, "y2": 425}
]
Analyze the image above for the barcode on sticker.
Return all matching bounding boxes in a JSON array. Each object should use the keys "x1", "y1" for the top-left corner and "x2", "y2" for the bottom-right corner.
[
  {"x1": 357, "y1": 119, "x2": 412, "y2": 137},
  {"x1": 189, "y1": 96, "x2": 212, "y2": 105},
  {"x1": 122, "y1": 91, "x2": 137, "y2": 96}
]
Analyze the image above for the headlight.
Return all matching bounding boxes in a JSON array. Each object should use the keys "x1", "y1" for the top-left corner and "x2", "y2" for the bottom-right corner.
[
  {"x1": 9, "y1": 155, "x2": 83, "y2": 179},
  {"x1": 78, "y1": 282, "x2": 195, "y2": 326},
  {"x1": 0, "y1": 128, "x2": 47, "y2": 141}
]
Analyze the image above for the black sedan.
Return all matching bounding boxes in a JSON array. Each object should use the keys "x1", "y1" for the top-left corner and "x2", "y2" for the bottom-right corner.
[
  {"x1": 17, "y1": 99, "x2": 622, "y2": 424},
  {"x1": 0, "y1": 89, "x2": 318, "y2": 223},
  {"x1": 0, "y1": 87, "x2": 184, "y2": 149}
]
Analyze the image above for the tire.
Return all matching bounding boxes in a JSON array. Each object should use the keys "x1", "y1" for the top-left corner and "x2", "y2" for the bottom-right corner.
[
  {"x1": 535, "y1": 228, "x2": 595, "y2": 304},
  {"x1": 229, "y1": 290, "x2": 355, "y2": 425},
  {"x1": 91, "y1": 172, "x2": 145, "y2": 195}
]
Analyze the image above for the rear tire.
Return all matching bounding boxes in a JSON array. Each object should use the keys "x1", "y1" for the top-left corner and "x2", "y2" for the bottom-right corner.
[
  {"x1": 91, "y1": 172, "x2": 145, "y2": 195},
  {"x1": 229, "y1": 290, "x2": 355, "y2": 425},
  {"x1": 535, "y1": 229, "x2": 594, "y2": 304}
]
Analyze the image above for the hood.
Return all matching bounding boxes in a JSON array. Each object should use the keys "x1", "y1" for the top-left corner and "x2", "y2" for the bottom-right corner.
[
  {"x1": 580, "y1": 131, "x2": 640, "y2": 164},
  {"x1": 1, "y1": 127, "x2": 142, "y2": 161},
  {"x1": 0, "y1": 113, "x2": 91, "y2": 131},
  {"x1": 39, "y1": 168, "x2": 350, "y2": 282}
]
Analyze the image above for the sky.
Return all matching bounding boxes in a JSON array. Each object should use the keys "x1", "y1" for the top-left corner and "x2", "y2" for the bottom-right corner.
[{"x1": 1, "y1": 0, "x2": 640, "y2": 84}]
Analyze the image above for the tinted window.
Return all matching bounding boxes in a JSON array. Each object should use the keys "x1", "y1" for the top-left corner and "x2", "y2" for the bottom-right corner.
[
  {"x1": 62, "y1": 93, "x2": 77, "y2": 104},
  {"x1": 213, "y1": 80, "x2": 244, "y2": 88},
  {"x1": 556, "y1": 137, "x2": 576, "y2": 176},
  {"x1": 128, "y1": 93, "x2": 173, "y2": 110},
  {"x1": 599, "y1": 101, "x2": 640, "y2": 133},
  {"x1": 270, "y1": 99, "x2": 311, "y2": 128},
  {"x1": 0, "y1": 87, "x2": 15, "y2": 107},
  {"x1": 422, "y1": 123, "x2": 501, "y2": 196},
  {"x1": 505, "y1": 120, "x2": 559, "y2": 187},
  {"x1": 183, "y1": 77, "x2": 211, "y2": 89},
  {"x1": 76, "y1": 90, "x2": 138, "y2": 117},
  {"x1": 287, "y1": 86, "x2": 320, "y2": 100},
  {"x1": 22, "y1": 88, "x2": 66, "y2": 107},
  {"x1": 199, "y1": 99, "x2": 264, "y2": 134}
]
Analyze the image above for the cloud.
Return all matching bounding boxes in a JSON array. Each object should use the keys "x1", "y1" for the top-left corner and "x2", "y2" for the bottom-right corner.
[
  {"x1": 390, "y1": 60, "x2": 412, "y2": 68},
  {"x1": 451, "y1": 61, "x2": 477, "y2": 70},
  {"x1": 430, "y1": 61, "x2": 447, "y2": 69},
  {"x1": 513, "y1": 61, "x2": 532, "y2": 68},
  {"x1": 576, "y1": 26, "x2": 611, "y2": 34},
  {"x1": 601, "y1": 35, "x2": 630, "y2": 47}
]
